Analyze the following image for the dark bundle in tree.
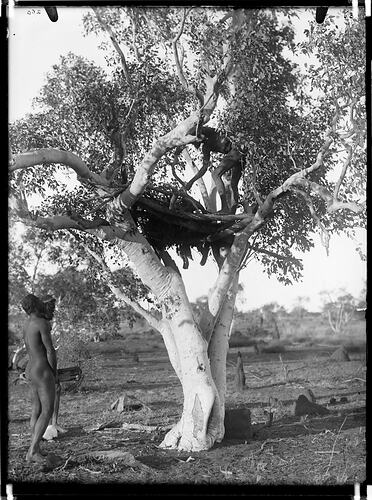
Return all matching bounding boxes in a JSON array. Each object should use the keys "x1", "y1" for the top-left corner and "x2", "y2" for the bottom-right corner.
[{"x1": 235, "y1": 351, "x2": 246, "y2": 392}]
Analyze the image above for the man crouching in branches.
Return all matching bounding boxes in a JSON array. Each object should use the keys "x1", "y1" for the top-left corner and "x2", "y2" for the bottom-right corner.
[
  {"x1": 22, "y1": 294, "x2": 58, "y2": 463},
  {"x1": 194, "y1": 126, "x2": 245, "y2": 212}
]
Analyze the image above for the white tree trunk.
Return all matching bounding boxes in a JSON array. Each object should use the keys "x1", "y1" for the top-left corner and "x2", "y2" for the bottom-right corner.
[
  {"x1": 207, "y1": 274, "x2": 239, "y2": 442},
  {"x1": 158, "y1": 270, "x2": 221, "y2": 451},
  {"x1": 93, "y1": 199, "x2": 249, "y2": 451},
  {"x1": 103, "y1": 207, "x2": 223, "y2": 450}
]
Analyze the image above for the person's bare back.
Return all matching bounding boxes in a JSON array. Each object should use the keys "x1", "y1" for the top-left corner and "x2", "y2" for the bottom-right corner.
[
  {"x1": 24, "y1": 315, "x2": 55, "y2": 383},
  {"x1": 21, "y1": 294, "x2": 57, "y2": 464}
]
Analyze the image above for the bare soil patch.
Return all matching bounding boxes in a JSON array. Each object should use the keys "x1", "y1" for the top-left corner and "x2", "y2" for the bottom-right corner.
[{"x1": 7, "y1": 335, "x2": 366, "y2": 488}]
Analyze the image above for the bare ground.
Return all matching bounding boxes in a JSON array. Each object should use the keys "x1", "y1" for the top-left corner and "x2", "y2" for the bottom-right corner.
[{"x1": 7, "y1": 333, "x2": 366, "y2": 489}]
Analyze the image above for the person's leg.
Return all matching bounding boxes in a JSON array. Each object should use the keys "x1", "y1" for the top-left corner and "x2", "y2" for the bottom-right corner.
[
  {"x1": 29, "y1": 385, "x2": 51, "y2": 455},
  {"x1": 30, "y1": 385, "x2": 41, "y2": 433},
  {"x1": 43, "y1": 381, "x2": 67, "y2": 438},
  {"x1": 51, "y1": 382, "x2": 60, "y2": 426},
  {"x1": 26, "y1": 375, "x2": 55, "y2": 463}
]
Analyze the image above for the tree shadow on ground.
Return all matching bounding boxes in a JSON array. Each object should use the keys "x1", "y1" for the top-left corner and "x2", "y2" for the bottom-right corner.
[
  {"x1": 135, "y1": 454, "x2": 180, "y2": 470},
  {"x1": 217, "y1": 406, "x2": 365, "y2": 448},
  {"x1": 229, "y1": 388, "x2": 366, "y2": 409}
]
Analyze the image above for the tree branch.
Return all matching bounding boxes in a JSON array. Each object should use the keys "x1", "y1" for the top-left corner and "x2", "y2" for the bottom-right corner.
[
  {"x1": 93, "y1": 7, "x2": 132, "y2": 87},
  {"x1": 294, "y1": 178, "x2": 365, "y2": 214},
  {"x1": 287, "y1": 138, "x2": 298, "y2": 171},
  {"x1": 118, "y1": 113, "x2": 202, "y2": 209},
  {"x1": 250, "y1": 98, "x2": 345, "y2": 224},
  {"x1": 181, "y1": 147, "x2": 211, "y2": 210},
  {"x1": 84, "y1": 245, "x2": 161, "y2": 330},
  {"x1": 247, "y1": 244, "x2": 303, "y2": 265},
  {"x1": 11, "y1": 205, "x2": 141, "y2": 244},
  {"x1": 10, "y1": 149, "x2": 110, "y2": 188},
  {"x1": 127, "y1": 8, "x2": 141, "y2": 61},
  {"x1": 184, "y1": 157, "x2": 209, "y2": 192},
  {"x1": 290, "y1": 187, "x2": 330, "y2": 255},
  {"x1": 199, "y1": 9, "x2": 247, "y2": 121},
  {"x1": 170, "y1": 150, "x2": 186, "y2": 188},
  {"x1": 333, "y1": 144, "x2": 353, "y2": 200},
  {"x1": 168, "y1": 149, "x2": 211, "y2": 212},
  {"x1": 172, "y1": 8, "x2": 192, "y2": 93}
]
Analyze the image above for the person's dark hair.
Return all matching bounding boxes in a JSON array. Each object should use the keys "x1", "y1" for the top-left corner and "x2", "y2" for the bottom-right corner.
[{"x1": 21, "y1": 294, "x2": 43, "y2": 315}]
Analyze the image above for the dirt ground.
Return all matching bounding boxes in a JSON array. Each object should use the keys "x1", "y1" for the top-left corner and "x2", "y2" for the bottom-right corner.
[{"x1": 7, "y1": 333, "x2": 366, "y2": 490}]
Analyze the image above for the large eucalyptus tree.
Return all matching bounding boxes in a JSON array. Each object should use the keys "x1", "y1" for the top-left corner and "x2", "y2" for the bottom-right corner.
[{"x1": 9, "y1": 7, "x2": 366, "y2": 451}]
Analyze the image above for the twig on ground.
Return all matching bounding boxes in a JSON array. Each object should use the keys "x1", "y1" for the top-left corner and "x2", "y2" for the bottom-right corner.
[
  {"x1": 324, "y1": 416, "x2": 347, "y2": 477},
  {"x1": 343, "y1": 378, "x2": 366, "y2": 383},
  {"x1": 55, "y1": 455, "x2": 73, "y2": 471},
  {"x1": 79, "y1": 466, "x2": 102, "y2": 474},
  {"x1": 249, "y1": 373, "x2": 265, "y2": 380},
  {"x1": 315, "y1": 450, "x2": 341, "y2": 454},
  {"x1": 276, "y1": 421, "x2": 312, "y2": 430},
  {"x1": 259, "y1": 438, "x2": 286, "y2": 451}
]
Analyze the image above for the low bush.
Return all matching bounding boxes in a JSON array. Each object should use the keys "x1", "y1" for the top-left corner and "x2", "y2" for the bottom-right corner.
[{"x1": 56, "y1": 330, "x2": 99, "y2": 392}]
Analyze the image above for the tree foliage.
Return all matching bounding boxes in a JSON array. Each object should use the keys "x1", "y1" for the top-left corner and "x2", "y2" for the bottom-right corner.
[
  {"x1": 8, "y1": 219, "x2": 147, "y2": 341},
  {"x1": 9, "y1": 7, "x2": 366, "y2": 305}
]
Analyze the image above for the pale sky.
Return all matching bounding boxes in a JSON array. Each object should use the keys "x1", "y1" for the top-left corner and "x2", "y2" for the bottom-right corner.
[{"x1": 8, "y1": 7, "x2": 367, "y2": 312}]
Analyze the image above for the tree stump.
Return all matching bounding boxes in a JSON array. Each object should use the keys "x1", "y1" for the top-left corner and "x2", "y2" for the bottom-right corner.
[
  {"x1": 300, "y1": 388, "x2": 316, "y2": 403},
  {"x1": 330, "y1": 346, "x2": 350, "y2": 361},
  {"x1": 235, "y1": 351, "x2": 246, "y2": 392},
  {"x1": 294, "y1": 395, "x2": 329, "y2": 417},
  {"x1": 224, "y1": 408, "x2": 252, "y2": 440},
  {"x1": 110, "y1": 394, "x2": 143, "y2": 412}
]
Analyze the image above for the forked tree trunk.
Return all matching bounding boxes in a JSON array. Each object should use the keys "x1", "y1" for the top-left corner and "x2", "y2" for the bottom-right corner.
[
  {"x1": 157, "y1": 271, "x2": 222, "y2": 451},
  {"x1": 156, "y1": 272, "x2": 239, "y2": 451},
  {"x1": 107, "y1": 207, "x2": 238, "y2": 451}
]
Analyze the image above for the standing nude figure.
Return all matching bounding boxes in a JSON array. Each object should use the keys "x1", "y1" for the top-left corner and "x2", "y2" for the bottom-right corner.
[
  {"x1": 41, "y1": 296, "x2": 66, "y2": 440},
  {"x1": 21, "y1": 294, "x2": 58, "y2": 463}
]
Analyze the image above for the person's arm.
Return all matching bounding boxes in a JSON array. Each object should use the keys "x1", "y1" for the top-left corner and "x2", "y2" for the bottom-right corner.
[{"x1": 39, "y1": 320, "x2": 57, "y2": 377}]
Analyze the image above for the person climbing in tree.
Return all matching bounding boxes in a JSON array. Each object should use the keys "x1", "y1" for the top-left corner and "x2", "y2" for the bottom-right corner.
[{"x1": 21, "y1": 293, "x2": 58, "y2": 463}]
